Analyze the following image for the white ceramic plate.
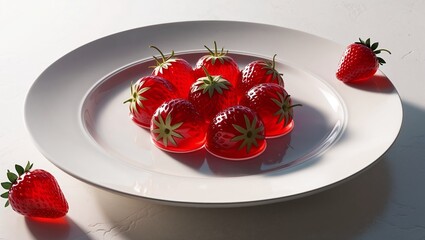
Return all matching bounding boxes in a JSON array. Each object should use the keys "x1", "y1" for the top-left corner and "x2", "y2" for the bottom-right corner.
[{"x1": 25, "y1": 21, "x2": 402, "y2": 207}]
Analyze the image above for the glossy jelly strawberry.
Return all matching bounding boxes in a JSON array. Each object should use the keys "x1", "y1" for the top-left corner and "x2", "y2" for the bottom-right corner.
[
  {"x1": 150, "y1": 98, "x2": 207, "y2": 153},
  {"x1": 238, "y1": 54, "x2": 284, "y2": 99},
  {"x1": 123, "y1": 76, "x2": 178, "y2": 128},
  {"x1": 193, "y1": 41, "x2": 240, "y2": 87},
  {"x1": 188, "y1": 67, "x2": 237, "y2": 124},
  {"x1": 151, "y1": 46, "x2": 196, "y2": 98},
  {"x1": 240, "y1": 83, "x2": 301, "y2": 138},
  {"x1": 205, "y1": 105, "x2": 266, "y2": 160}
]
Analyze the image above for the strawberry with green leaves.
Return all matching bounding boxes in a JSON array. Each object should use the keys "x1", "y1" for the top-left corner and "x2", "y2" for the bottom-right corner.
[
  {"x1": 193, "y1": 41, "x2": 240, "y2": 87},
  {"x1": 150, "y1": 98, "x2": 207, "y2": 153},
  {"x1": 124, "y1": 76, "x2": 178, "y2": 128},
  {"x1": 205, "y1": 105, "x2": 266, "y2": 160},
  {"x1": 1, "y1": 162, "x2": 68, "y2": 218},
  {"x1": 240, "y1": 83, "x2": 301, "y2": 138},
  {"x1": 237, "y1": 54, "x2": 284, "y2": 99},
  {"x1": 150, "y1": 46, "x2": 196, "y2": 98},
  {"x1": 188, "y1": 67, "x2": 237, "y2": 124},
  {"x1": 336, "y1": 38, "x2": 391, "y2": 83}
]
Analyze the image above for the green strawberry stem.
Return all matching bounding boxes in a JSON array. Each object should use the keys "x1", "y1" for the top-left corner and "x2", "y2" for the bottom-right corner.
[
  {"x1": 203, "y1": 41, "x2": 231, "y2": 65},
  {"x1": 271, "y1": 54, "x2": 277, "y2": 70},
  {"x1": 202, "y1": 66, "x2": 214, "y2": 82},
  {"x1": 270, "y1": 54, "x2": 283, "y2": 78},
  {"x1": 2, "y1": 161, "x2": 33, "y2": 207},
  {"x1": 356, "y1": 38, "x2": 391, "y2": 65},
  {"x1": 204, "y1": 41, "x2": 227, "y2": 57},
  {"x1": 150, "y1": 45, "x2": 175, "y2": 65},
  {"x1": 260, "y1": 54, "x2": 284, "y2": 85}
]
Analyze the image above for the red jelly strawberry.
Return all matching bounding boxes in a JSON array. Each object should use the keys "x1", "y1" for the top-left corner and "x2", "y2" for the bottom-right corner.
[
  {"x1": 336, "y1": 38, "x2": 391, "y2": 83},
  {"x1": 205, "y1": 105, "x2": 266, "y2": 160},
  {"x1": 238, "y1": 54, "x2": 284, "y2": 99},
  {"x1": 1, "y1": 162, "x2": 68, "y2": 218},
  {"x1": 123, "y1": 76, "x2": 178, "y2": 129},
  {"x1": 188, "y1": 67, "x2": 237, "y2": 124},
  {"x1": 150, "y1": 98, "x2": 207, "y2": 153},
  {"x1": 150, "y1": 46, "x2": 196, "y2": 98},
  {"x1": 193, "y1": 41, "x2": 240, "y2": 87},
  {"x1": 240, "y1": 83, "x2": 301, "y2": 138}
]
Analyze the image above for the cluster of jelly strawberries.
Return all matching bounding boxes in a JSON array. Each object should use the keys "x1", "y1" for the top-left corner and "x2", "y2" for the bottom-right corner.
[
  {"x1": 124, "y1": 42, "x2": 301, "y2": 160},
  {"x1": 0, "y1": 38, "x2": 391, "y2": 220}
]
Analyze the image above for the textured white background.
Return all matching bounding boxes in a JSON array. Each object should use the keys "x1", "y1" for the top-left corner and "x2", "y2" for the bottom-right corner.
[{"x1": 1, "y1": 1, "x2": 424, "y2": 239}]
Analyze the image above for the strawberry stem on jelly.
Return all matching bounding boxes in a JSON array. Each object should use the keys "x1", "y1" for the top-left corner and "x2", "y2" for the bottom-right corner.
[
  {"x1": 197, "y1": 66, "x2": 231, "y2": 97},
  {"x1": 271, "y1": 93, "x2": 302, "y2": 124},
  {"x1": 271, "y1": 54, "x2": 277, "y2": 69},
  {"x1": 204, "y1": 41, "x2": 230, "y2": 64},
  {"x1": 150, "y1": 45, "x2": 175, "y2": 65},
  {"x1": 260, "y1": 54, "x2": 284, "y2": 86},
  {"x1": 202, "y1": 66, "x2": 213, "y2": 81}
]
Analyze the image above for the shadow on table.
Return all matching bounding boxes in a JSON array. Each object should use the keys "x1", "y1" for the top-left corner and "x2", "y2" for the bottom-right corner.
[
  {"x1": 25, "y1": 216, "x2": 92, "y2": 240},
  {"x1": 92, "y1": 156, "x2": 390, "y2": 240},
  {"x1": 344, "y1": 74, "x2": 396, "y2": 93}
]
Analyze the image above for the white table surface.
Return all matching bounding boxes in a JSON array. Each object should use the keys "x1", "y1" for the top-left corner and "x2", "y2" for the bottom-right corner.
[{"x1": 1, "y1": 1, "x2": 424, "y2": 239}]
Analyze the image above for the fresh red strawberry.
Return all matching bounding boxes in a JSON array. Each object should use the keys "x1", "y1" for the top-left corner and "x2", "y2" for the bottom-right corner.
[
  {"x1": 1, "y1": 162, "x2": 68, "y2": 218},
  {"x1": 150, "y1": 46, "x2": 196, "y2": 98},
  {"x1": 205, "y1": 105, "x2": 266, "y2": 160},
  {"x1": 240, "y1": 83, "x2": 301, "y2": 138},
  {"x1": 188, "y1": 67, "x2": 237, "y2": 124},
  {"x1": 123, "y1": 76, "x2": 178, "y2": 129},
  {"x1": 193, "y1": 41, "x2": 240, "y2": 87},
  {"x1": 237, "y1": 54, "x2": 284, "y2": 99},
  {"x1": 150, "y1": 98, "x2": 207, "y2": 153},
  {"x1": 336, "y1": 38, "x2": 391, "y2": 83}
]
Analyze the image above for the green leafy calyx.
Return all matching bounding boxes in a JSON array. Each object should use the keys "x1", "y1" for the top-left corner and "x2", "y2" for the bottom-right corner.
[
  {"x1": 152, "y1": 112, "x2": 184, "y2": 147},
  {"x1": 2, "y1": 161, "x2": 33, "y2": 207},
  {"x1": 204, "y1": 41, "x2": 232, "y2": 65},
  {"x1": 261, "y1": 54, "x2": 284, "y2": 85},
  {"x1": 150, "y1": 46, "x2": 178, "y2": 74},
  {"x1": 194, "y1": 67, "x2": 231, "y2": 98},
  {"x1": 231, "y1": 115, "x2": 265, "y2": 154},
  {"x1": 271, "y1": 92, "x2": 302, "y2": 125},
  {"x1": 356, "y1": 38, "x2": 391, "y2": 65},
  {"x1": 123, "y1": 81, "x2": 151, "y2": 113}
]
